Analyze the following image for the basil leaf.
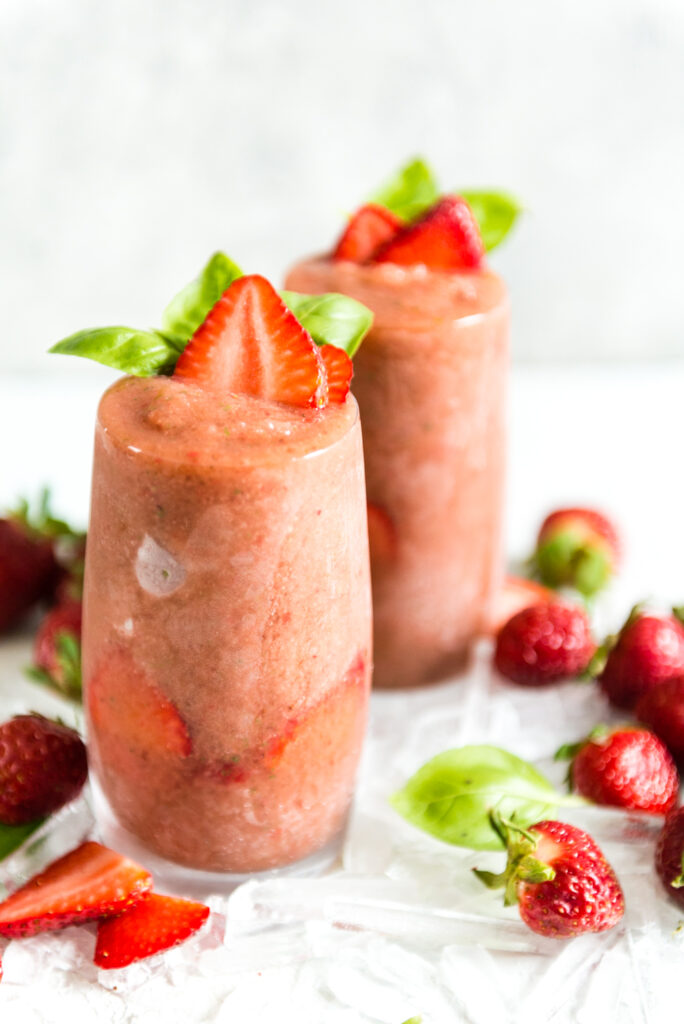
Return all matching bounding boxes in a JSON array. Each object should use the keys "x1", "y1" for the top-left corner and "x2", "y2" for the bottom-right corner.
[
  {"x1": 368, "y1": 157, "x2": 440, "y2": 222},
  {"x1": 161, "y1": 251, "x2": 243, "y2": 343},
  {"x1": 281, "y1": 291, "x2": 373, "y2": 357},
  {"x1": 458, "y1": 190, "x2": 522, "y2": 252},
  {"x1": 0, "y1": 819, "x2": 44, "y2": 861},
  {"x1": 50, "y1": 327, "x2": 180, "y2": 376},
  {"x1": 390, "y1": 745, "x2": 559, "y2": 852}
]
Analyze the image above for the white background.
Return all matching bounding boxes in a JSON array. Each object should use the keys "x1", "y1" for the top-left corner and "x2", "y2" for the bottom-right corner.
[{"x1": 1, "y1": 0, "x2": 684, "y2": 371}]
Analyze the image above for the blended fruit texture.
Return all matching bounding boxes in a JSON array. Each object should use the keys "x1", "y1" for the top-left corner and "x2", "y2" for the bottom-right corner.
[
  {"x1": 285, "y1": 258, "x2": 509, "y2": 688},
  {"x1": 83, "y1": 376, "x2": 372, "y2": 872}
]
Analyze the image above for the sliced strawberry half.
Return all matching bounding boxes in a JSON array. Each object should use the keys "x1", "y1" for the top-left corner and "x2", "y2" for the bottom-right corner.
[
  {"x1": 372, "y1": 196, "x2": 485, "y2": 271},
  {"x1": 173, "y1": 274, "x2": 327, "y2": 408},
  {"x1": 0, "y1": 841, "x2": 152, "y2": 938},
  {"x1": 332, "y1": 203, "x2": 403, "y2": 263},
  {"x1": 94, "y1": 892, "x2": 210, "y2": 969},
  {"x1": 319, "y1": 344, "x2": 353, "y2": 404},
  {"x1": 88, "y1": 650, "x2": 191, "y2": 759},
  {"x1": 486, "y1": 576, "x2": 555, "y2": 635}
]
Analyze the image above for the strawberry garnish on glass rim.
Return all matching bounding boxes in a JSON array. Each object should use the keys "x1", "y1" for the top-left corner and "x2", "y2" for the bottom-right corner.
[
  {"x1": 332, "y1": 203, "x2": 403, "y2": 263},
  {"x1": 174, "y1": 274, "x2": 352, "y2": 407},
  {"x1": 371, "y1": 196, "x2": 486, "y2": 271}
]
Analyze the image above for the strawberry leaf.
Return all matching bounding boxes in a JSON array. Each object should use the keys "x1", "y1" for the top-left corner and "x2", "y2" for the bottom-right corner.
[
  {"x1": 369, "y1": 157, "x2": 440, "y2": 222},
  {"x1": 458, "y1": 191, "x2": 522, "y2": 252},
  {"x1": 280, "y1": 291, "x2": 373, "y2": 357},
  {"x1": 390, "y1": 745, "x2": 559, "y2": 851},
  {"x1": 161, "y1": 251, "x2": 243, "y2": 344},
  {"x1": 50, "y1": 327, "x2": 180, "y2": 376}
]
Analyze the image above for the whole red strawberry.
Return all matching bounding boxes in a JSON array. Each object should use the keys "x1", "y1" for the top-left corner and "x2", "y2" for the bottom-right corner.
[
  {"x1": 475, "y1": 815, "x2": 624, "y2": 938},
  {"x1": 494, "y1": 602, "x2": 596, "y2": 686},
  {"x1": 0, "y1": 518, "x2": 57, "y2": 632},
  {"x1": 636, "y1": 676, "x2": 684, "y2": 767},
  {"x1": 557, "y1": 727, "x2": 678, "y2": 814},
  {"x1": 534, "y1": 507, "x2": 620, "y2": 597},
  {"x1": 656, "y1": 807, "x2": 684, "y2": 910},
  {"x1": 29, "y1": 600, "x2": 82, "y2": 701},
  {"x1": 0, "y1": 715, "x2": 88, "y2": 826},
  {"x1": 598, "y1": 607, "x2": 684, "y2": 710}
]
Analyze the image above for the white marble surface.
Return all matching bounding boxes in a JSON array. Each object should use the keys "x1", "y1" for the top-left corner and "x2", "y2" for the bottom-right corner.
[
  {"x1": 2, "y1": 0, "x2": 684, "y2": 368},
  {"x1": 0, "y1": 362, "x2": 683, "y2": 1021}
]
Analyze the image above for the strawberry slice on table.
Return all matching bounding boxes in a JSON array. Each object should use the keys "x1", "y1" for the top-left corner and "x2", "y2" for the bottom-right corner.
[
  {"x1": 173, "y1": 274, "x2": 327, "y2": 408},
  {"x1": 332, "y1": 203, "x2": 403, "y2": 263},
  {"x1": 319, "y1": 343, "x2": 353, "y2": 404},
  {"x1": 486, "y1": 575, "x2": 554, "y2": 635},
  {"x1": 94, "y1": 892, "x2": 210, "y2": 969},
  {"x1": 88, "y1": 650, "x2": 191, "y2": 759},
  {"x1": 372, "y1": 196, "x2": 485, "y2": 271},
  {"x1": 0, "y1": 841, "x2": 152, "y2": 938}
]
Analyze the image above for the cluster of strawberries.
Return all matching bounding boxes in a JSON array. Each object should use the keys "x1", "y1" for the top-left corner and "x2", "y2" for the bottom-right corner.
[
  {"x1": 0, "y1": 714, "x2": 209, "y2": 979},
  {"x1": 488, "y1": 507, "x2": 684, "y2": 926},
  {"x1": 0, "y1": 489, "x2": 84, "y2": 701}
]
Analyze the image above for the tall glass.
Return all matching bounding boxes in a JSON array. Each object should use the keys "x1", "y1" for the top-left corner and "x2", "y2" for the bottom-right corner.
[
  {"x1": 285, "y1": 259, "x2": 508, "y2": 689},
  {"x1": 83, "y1": 375, "x2": 371, "y2": 887}
]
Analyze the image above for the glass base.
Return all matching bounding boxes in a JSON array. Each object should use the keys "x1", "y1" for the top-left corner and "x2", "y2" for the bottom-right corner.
[{"x1": 90, "y1": 779, "x2": 344, "y2": 899}]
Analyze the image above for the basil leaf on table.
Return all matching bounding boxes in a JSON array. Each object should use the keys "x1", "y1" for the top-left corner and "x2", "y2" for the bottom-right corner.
[
  {"x1": 281, "y1": 291, "x2": 373, "y2": 357},
  {"x1": 369, "y1": 157, "x2": 440, "y2": 222},
  {"x1": 391, "y1": 745, "x2": 559, "y2": 851},
  {"x1": 0, "y1": 819, "x2": 44, "y2": 862},
  {"x1": 50, "y1": 327, "x2": 181, "y2": 376},
  {"x1": 458, "y1": 190, "x2": 522, "y2": 252},
  {"x1": 161, "y1": 251, "x2": 243, "y2": 343}
]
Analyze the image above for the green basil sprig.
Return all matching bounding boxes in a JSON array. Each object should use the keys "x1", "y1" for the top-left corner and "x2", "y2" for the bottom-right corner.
[
  {"x1": 368, "y1": 157, "x2": 522, "y2": 252},
  {"x1": 161, "y1": 251, "x2": 243, "y2": 344},
  {"x1": 50, "y1": 253, "x2": 372, "y2": 376},
  {"x1": 281, "y1": 291, "x2": 372, "y2": 358},
  {"x1": 369, "y1": 157, "x2": 440, "y2": 222},
  {"x1": 390, "y1": 745, "x2": 561, "y2": 851}
]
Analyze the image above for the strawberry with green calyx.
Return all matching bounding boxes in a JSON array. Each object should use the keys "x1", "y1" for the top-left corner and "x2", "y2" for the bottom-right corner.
[
  {"x1": 50, "y1": 253, "x2": 373, "y2": 396},
  {"x1": 94, "y1": 892, "x2": 210, "y2": 969},
  {"x1": 592, "y1": 604, "x2": 684, "y2": 710},
  {"x1": 0, "y1": 714, "x2": 87, "y2": 826},
  {"x1": 27, "y1": 600, "x2": 82, "y2": 701},
  {"x1": 532, "y1": 507, "x2": 620, "y2": 598},
  {"x1": 494, "y1": 601, "x2": 596, "y2": 686},
  {"x1": 636, "y1": 676, "x2": 684, "y2": 767},
  {"x1": 0, "y1": 488, "x2": 82, "y2": 634},
  {"x1": 555, "y1": 725, "x2": 678, "y2": 815},
  {"x1": 474, "y1": 812, "x2": 624, "y2": 938},
  {"x1": 656, "y1": 807, "x2": 684, "y2": 909},
  {"x1": 0, "y1": 841, "x2": 152, "y2": 937}
]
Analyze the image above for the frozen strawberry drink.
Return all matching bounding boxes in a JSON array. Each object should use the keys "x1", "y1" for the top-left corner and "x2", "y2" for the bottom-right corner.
[
  {"x1": 286, "y1": 190, "x2": 510, "y2": 688},
  {"x1": 54, "y1": 267, "x2": 373, "y2": 878}
]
